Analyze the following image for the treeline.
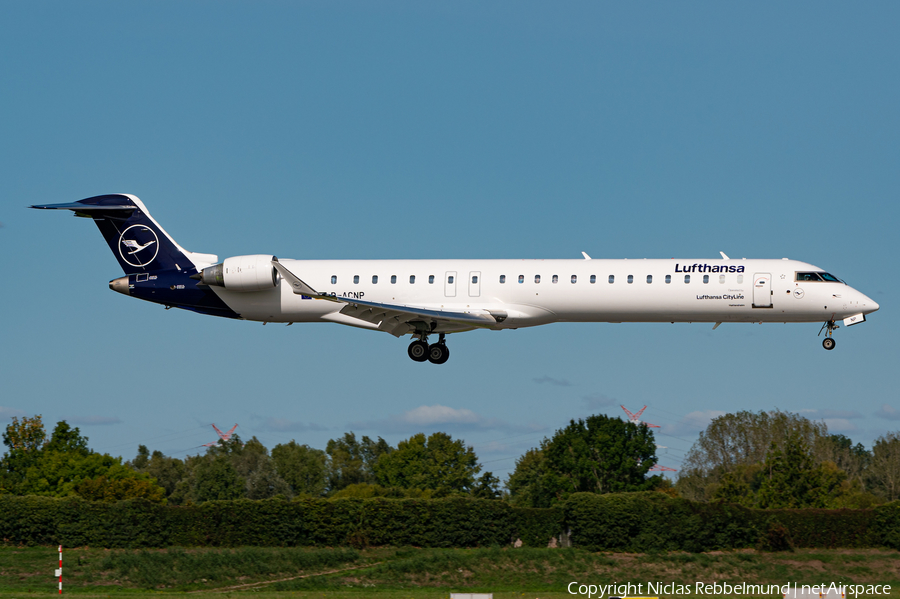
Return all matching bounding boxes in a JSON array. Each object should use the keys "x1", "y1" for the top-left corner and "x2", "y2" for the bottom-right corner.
[
  {"x1": 0, "y1": 416, "x2": 502, "y2": 503},
  {"x1": 675, "y1": 410, "x2": 900, "y2": 508},
  {"x1": 0, "y1": 413, "x2": 668, "y2": 506},
  {"x1": 3, "y1": 410, "x2": 899, "y2": 512}
]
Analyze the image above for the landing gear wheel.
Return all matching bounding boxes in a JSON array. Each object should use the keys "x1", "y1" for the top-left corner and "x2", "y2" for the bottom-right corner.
[
  {"x1": 428, "y1": 343, "x2": 450, "y2": 364},
  {"x1": 408, "y1": 340, "x2": 429, "y2": 362},
  {"x1": 823, "y1": 337, "x2": 836, "y2": 350}
]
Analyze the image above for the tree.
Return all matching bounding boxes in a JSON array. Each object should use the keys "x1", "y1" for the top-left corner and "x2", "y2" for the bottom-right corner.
[
  {"x1": 326, "y1": 432, "x2": 392, "y2": 493},
  {"x1": 373, "y1": 432, "x2": 480, "y2": 494},
  {"x1": 129, "y1": 448, "x2": 186, "y2": 498},
  {"x1": 756, "y1": 433, "x2": 845, "y2": 509},
  {"x1": 231, "y1": 437, "x2": 291, "y2": 499},
  {"x1": 272, "y1": 441, "x2": 327, "y2": 497},
  {"x1": 868, "y1": 432, "x2": 900, "y2": 501},
  {"x1": 677, "y1": 410, "x2": 828, "y2": 501},
  {"x1": 188, "y1": 454, "x2": 246, "y2": 502},
  {"x1": 507, "y1": 415, "x2": 660, "y2": 508},
  {"x1": 1, "y1": 417, "x2": 164, "y2": 500},
  {"x1": 1, "y1": 415, "x2": 48, "y2": 491},
  {"x1": 44, "y1": 421, "x2": 89, "y2": 455},
  {"x1": 544, "y1": 414, "x2": 659, "y2": 496},
  {"x1": 506, "y1": 449, "x2": 553, "y2": 507},
  {"x1": 471, "y1": 471, "x2": 501, "y2": 499},
  {"x1": 2, "y1": 415, "x2": 46, "y2": 451}
]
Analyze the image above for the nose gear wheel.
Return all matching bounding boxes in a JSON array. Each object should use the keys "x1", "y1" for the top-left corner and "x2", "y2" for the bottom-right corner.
[{"x1": 818, "y1": 320, "x2": 838, "y2": 350}]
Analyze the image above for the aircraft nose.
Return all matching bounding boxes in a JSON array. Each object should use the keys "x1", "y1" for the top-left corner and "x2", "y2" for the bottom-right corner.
[{"x1": 860, "y1": 293, "x2": 879, "y2": 313}]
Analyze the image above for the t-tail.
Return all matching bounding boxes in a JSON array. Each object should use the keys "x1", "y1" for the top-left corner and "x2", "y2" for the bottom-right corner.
[
  {"x1": 31, "y1": 194, "x2": 217, "y2": 274},
  {"x1": 31, "y1": 194, "x2": 238, "y2": 318}
]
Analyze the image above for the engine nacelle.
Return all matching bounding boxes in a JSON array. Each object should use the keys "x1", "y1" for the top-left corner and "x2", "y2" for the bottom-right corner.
[{"x1": 197, "y1": 255, "x2": 278, "y2": 292}]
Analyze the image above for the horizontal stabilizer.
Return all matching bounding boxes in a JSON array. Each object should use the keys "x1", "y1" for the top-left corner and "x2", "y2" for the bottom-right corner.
[{"x1": 30, "y1": 202, "x2": 135, "y2": 212}]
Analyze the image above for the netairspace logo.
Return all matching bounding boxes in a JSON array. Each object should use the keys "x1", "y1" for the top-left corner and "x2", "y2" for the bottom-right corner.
[{"x1": 566, "y1": 581, "x2": 892, "y2": 598}]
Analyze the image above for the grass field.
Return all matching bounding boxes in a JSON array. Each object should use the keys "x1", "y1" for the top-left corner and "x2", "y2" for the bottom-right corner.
[{"x1": 1, "y1": 546, "x2": 898, "y2": 598}]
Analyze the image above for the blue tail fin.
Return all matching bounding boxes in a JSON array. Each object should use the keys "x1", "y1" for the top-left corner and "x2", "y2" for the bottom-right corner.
[{"x1": 31, "y1": 194, "x2": 217, "y2": 274}]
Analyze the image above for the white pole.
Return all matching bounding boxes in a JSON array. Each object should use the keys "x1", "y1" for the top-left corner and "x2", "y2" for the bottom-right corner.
[{"x1": 58, "y1": 545, "x2": 62, "y2": 594}]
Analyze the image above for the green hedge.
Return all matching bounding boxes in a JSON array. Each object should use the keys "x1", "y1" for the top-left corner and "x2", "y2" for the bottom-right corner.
[
  {"x1": 2, "y1": 494, "x2": 896, "y2": 551},
  {"x1": 564, "y1": 493, "x2": 897, "y2": 551},
  {"x1": 564, "y1": 492, "x2": 763, "y2": 552},
  {"x1": 0, "y1": 495, "x2": 562, "y2": 549}
]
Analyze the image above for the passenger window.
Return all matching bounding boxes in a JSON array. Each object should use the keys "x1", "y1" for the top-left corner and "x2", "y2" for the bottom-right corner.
[
  {"x1": 535, "y1": 275, "x2": 541, "y2": 283},
  {"x1": 429, "y1": 275, "x2": 434, "y2": 284},
  {"x1": 500, "y1": 275, "x2": 506, "y2": 284},
  {"x1": 737, "y1": 274, "x2": 743, "y2": 284},
  {"x1": 684, "y1": 275, "x2": 690, "y2": 283},
  {"x1": 627, "y1": 275, "x2": 633, "y2": 284},
  {"x1": 571, "y1": 275, "x2": 577, "y2": 284},
  {"x1": 609, "y1": 275, "x2": 615, "y2": 284},
  {"x1": 391, "y1": 275, "x2": 397, "y2": 284},
  {"x1": 665, "y1": 275, "x2": 671, "y2": 284},
  {"x1": 410, "y1": 275, "x2": 416, "y2": 284},
  {"x1": 518, "y1": 275, "x2": 524, "y2": 284},
  {"x1": 703, "y1": 275, "x2": 709, "y2": 284},
  {"x1": 331, "y1": 275, "x2": 337, "y2": 285},
  {"x1": 719, "y1": 275, "x2": 725, "y2": 284},
  {"x1": 552, "y1": 275, "x2": 558, "y2": 283},
  {"x1": 472, "y1": 275, "x2": 478, "y2": 284},
  {"x1": 647, "y1": 275, "x2": 652, "y2": 284},
  {"x1": 590, "y1": 275, "x2": 596, "y2": 284},
  {"x1": 372, "y1": 275, "x2": 378, "y2": 284},
  {"x1": 448, "y1": 275, "x2": 454, "y2": 284},
  {"x1": 353, "y1": 275, "x2": 359, "y2": 284}
]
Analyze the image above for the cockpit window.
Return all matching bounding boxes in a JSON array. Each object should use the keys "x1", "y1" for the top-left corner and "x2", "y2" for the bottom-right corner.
[{"x1": 796, "y1": 272, "x2": 843, "y2": 283}]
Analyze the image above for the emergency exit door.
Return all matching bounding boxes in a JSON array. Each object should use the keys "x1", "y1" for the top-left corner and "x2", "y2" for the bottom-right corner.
[
  {"x1": 444, "y1": 271, "x2": 457, "y2": 297},
  {"x1": 468, "y1": 271, "x2": 481, "y2": 297},
  {"x1": 753, "y1": 273, "x2": 772, "y2": 308}
]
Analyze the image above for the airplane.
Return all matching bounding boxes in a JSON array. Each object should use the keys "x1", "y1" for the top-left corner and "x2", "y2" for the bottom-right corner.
[
  {"x1": 621, "y1": 406, "x2": 659, "y2": 428},
  {"x1": 202, "y1": 423, "x2": 238, "y2": 447},
  {"x1": 32, "y1": 194, "x2": 879, "y2": 364}
]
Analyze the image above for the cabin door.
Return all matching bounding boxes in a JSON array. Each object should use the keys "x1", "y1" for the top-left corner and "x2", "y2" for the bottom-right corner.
[{"x1": 753, "y1": 273, "x2": 772, "y2": 308}]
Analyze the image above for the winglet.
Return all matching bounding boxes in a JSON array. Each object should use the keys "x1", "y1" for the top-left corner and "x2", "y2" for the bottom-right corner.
[
  {"x1": 272, "y1": 260, "x2": 338, "y2": 301},
  {"x1": 582, "y1": 252, "x2": 591, "y2": 260},
  {"x1": 719, "y1": 251, "x2": 730, "y2": 260}
]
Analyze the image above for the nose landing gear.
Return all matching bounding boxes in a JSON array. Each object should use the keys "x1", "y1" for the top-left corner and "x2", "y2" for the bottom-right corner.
[
  {"x1": 407, "y1": 333, "x2": 450, "y2": 364},
  {"x1": 819, "y1": 320, "x2": 838, "y2": 350}
]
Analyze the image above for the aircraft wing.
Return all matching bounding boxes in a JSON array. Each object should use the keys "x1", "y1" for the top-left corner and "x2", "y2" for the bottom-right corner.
[{"x1": 272, "y1": 260, "x2": 501, "y2": 336}]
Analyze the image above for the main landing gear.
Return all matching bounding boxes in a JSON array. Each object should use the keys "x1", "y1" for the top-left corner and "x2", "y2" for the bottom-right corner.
[
  {"x1": 819, "y1": 320, "x2": 838, "y2": 350},
  {"x1": 408, "y1": 333, "x2": 450, "y2": 364}
]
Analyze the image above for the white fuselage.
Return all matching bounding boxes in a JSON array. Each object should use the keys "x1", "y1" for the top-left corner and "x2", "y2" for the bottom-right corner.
[{"x1": 209, "y1": 258, "x2": 879, "y2": 332}]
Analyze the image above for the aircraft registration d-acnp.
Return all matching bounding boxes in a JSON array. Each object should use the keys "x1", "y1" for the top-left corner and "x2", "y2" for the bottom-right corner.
[{"x1": 33, "y1": 194, "x2": 879, "y2": 364}]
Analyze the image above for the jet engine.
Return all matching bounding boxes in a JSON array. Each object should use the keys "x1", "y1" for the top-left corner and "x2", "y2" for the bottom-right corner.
[{"x1": 194, "y1": 255, "x2": 278, "y2": 291}]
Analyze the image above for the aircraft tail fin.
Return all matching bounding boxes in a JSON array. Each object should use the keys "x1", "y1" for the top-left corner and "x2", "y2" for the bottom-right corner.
[{"x1": 31, "y1": 194, "x2": 217, "y2": 274}]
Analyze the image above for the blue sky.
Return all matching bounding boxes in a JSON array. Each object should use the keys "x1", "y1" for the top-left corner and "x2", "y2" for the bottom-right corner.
[{"x1": 1, "y1": 2, "x2": 898, "y2": 480}]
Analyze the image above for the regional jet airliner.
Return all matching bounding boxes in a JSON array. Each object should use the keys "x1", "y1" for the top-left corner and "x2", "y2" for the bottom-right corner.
[{"x1": 32, "y1": 195, "x2": 879, "y2": 364}]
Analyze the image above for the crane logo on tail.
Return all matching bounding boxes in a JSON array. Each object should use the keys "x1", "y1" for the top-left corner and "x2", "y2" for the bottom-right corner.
[{"x1": 118, "y1": 224, "x2": 159, "y2": 267}]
